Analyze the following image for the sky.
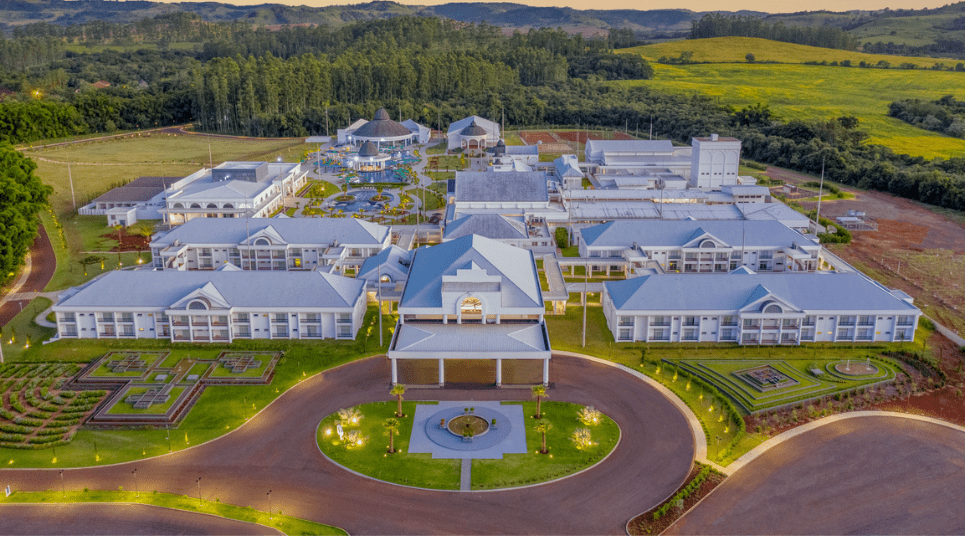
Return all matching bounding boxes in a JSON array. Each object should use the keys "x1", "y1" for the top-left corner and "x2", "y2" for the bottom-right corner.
[{"x1": 157, "y1": 0, "x2": 951, "y2": 13}]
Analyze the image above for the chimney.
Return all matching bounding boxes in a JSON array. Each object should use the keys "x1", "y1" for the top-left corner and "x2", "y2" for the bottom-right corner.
[{"x1": 710, "y1": 133, "x2": 719, "y2": 141}]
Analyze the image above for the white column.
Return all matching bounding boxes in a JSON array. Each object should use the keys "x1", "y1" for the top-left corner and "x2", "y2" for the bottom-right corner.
[
  {"x1": 542, "y1": 359, "x2": 549, "y2": 386},
  {"x1": 438, "y1": 358, "x2": 445, "y2": 386},
  {"x1": 496, "y1": 359, "x2": 502, "y2": 386},
  {"x1": 391, "y1": 358, "x2": 398, "y2": 384}
]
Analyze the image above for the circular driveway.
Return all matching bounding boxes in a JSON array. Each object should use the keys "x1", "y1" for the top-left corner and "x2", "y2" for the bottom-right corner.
[
  {"x1": 0, "y1": 354, "x2": 695, "y2": 535},
  {"x1": 666, "y1": 416, "x2": 965, "y2": 535}
]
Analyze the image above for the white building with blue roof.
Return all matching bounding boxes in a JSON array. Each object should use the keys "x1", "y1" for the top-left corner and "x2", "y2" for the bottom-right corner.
[
  {"x1": 578, "y1": 220, "x2": 822, "y2": 273},
  {"x1": 52, "y1": 269, "x2": 367, "y2": 343},
  {"x1": 149, "y1": 217, "x2": 390, "y2": 272},
  {"x1": 388, "y1": 235, "x2": 551, "y2": 386},
  {"x1": 602, "y1": 271, "x2": 920, "y2": 345}
]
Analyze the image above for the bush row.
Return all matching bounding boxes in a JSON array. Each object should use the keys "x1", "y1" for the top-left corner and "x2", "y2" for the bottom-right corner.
[
  {"x1": 653, "y1": 465, "x2": 712, "y2": 521},
  {"x1": 884, "y1": 350, "x2": 948, "y2": 387},
  {"x1": 0, "y1": 439, "x2": 70, "y2": 450}
]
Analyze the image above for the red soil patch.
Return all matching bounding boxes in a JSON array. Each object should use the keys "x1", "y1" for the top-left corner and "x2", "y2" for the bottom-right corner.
[
  {"x1": 110, "y1": 228, "x2": 151, "y2": 253},
  {"x1": 520, "y1": 131, "x2": 557, "y2": 144},
  {"x1": 627, "y1": 464, "x2": 726, "y2": 535}
]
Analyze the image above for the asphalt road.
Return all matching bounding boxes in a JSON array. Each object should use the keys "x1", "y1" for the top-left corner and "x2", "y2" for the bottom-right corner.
[
  {"x1": 0, "y1": 354, "x2": 696, "y2": 535},
  {"x1": 666, "y1": 415, "x2": 965, "y2": 535},
  {"x1": 0, "y1": 503, "x2": 281, "y2": 535},
  {"x1": 0, "y1": 225, "x2": 56, "y2": 326}
]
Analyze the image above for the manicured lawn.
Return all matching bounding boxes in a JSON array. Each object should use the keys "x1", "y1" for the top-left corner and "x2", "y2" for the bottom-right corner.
[
  {"x1": 316, "y1": 400, "x2": 618, "y2": 490},
  {"x1": 0, "y1": 306, "x2": 395, "y2": 468},
  {"x1": 472, "y1": 401, "x2": 619, "y2": 490},
  {"x1": 317, "y1": 400, "x2": 461, "y2": 490},
  {"x1": 0, "y1": 490, "x2": 345, "y2": 536},
  {"x1": 301, "y1": 180, "x2": 341, "y2": 199},
  {"x1": 107, "y1": 387, "x2": 186, "y2": 414},
  {"x1": 0, "y1": 298, "x2": 57, "y2": 362},
  {"x1": 186, "y1": 362, "x2": 211, "y2": 379},
  {"x1": 88, "y1": 352, "x2": 165, "y2": 378},
  {"x1": 425, "y1": 142, "x2": 447, "y2": 155},
  {"x1": 425, "y1": 171, "x2": 454, "y2": 181},
  {"x1": 209, "y1": 357, "x2": 272, "y2": 378}
]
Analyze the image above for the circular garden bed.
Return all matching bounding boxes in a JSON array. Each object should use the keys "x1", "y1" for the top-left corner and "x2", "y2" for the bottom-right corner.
[{"x1": 316, "y1": 400, "x2": 619, "y2": 490}]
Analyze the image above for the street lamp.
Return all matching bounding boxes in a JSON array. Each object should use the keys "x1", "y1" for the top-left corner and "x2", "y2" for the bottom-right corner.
[
  {"x1": 267, "y1": 489, "x2": 272, "y2": 519},
  {"x1": 60, "y1": 470, "x2": 65, "y2": 498},
  {"x1": 197, "y1": 477, "x2": 202, "y2": 506},
  {"x1": 132, "y1": 468, "x2": 138, "y2": 498}
]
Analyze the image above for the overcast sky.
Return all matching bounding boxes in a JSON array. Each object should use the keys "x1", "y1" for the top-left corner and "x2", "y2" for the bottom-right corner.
[{"x1": 158, "y1": 0, "x2": 949, "y2": 13}]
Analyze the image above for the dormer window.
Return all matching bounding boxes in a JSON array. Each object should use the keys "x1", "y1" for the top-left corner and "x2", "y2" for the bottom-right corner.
[
  {"x1": 254, "y1": 238, "x2": 270, "y2": 246},
  {"x1": 188, "y1": 299, "x2": 209, "y2": 310},
  {"x1": 699, "y1": 240, "x2": 716, "y2": 248},
  {"x1": 762, "y1": 303, "x2": 783, "y2": 314}
]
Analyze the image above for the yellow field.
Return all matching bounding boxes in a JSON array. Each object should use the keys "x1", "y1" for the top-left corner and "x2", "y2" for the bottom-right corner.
[
  {"x1": 617, "y1": 61, "x2": 965, "y2": 160},
  {"x1": 621, "y1": 37, "x2": 956, "y2": 68}
]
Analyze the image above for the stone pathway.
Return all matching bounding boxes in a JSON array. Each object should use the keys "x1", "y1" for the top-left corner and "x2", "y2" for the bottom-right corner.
[{"x1": 460, "y1": 459, "x2": 471, "y2": 491}]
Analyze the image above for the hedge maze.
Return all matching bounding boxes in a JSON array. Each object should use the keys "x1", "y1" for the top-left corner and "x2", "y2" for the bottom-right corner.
[{"x1": 0, "y1": 363, "x2": 105, "y2": 449}]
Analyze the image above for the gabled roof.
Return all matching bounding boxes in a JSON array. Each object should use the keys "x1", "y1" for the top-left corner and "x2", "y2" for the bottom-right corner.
[
  {"x1": 605, "y1": 273, "x2": 919, "y2": 313},
  {"x1": 587, "y1": 140, "x2": 674, "y2": 155},
  {"x1": 580, "y1": 220, "x2": 811, "y2": 249},
  {"x1": 357, "y1": 245, "x2": 412, "y2": 281},
  {"x1": 56, "y1": 271, "x2": 365, "y2": 310},
  {"x1": 399, "y1": 235, "x2": 541, "y2": 309},
  {"x1": 444, "y1": 214, "x2": 527, "y2": 241},
  {"x1": 151, "y1": 218, "x2": 389, "y2": 248},
  {"x1": 448, "y1": 116, "x2": 497, "y2": 136}
]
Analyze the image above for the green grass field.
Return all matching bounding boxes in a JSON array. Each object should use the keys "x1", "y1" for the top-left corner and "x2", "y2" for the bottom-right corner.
[
  {"x1": 616, "y1": 38, "x2": 965, "y2": 160},
  {"x1": 622, "y1": 37, "x2": 953, "y2": 68}
]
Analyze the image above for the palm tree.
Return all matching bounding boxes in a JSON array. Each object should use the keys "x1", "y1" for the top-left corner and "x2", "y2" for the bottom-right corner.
[
  {"x1": 390, "y1": 384, "x2": 406, "y2": 417},
  {"x1": 532, "y1": 384, "x2": 548, "y2": 418},
  {"x1": 534, "y1": 418, "x2": 552, "y2": 454},
  {"x1": 384, "y1": 418, "x2": 400, "y2": 454},
  {"x1": 79, "y1": 255, "x2": 105, "y2": 276},
  {"x1": 131, "y1": 226, "x2": 153, "y2": 263}
]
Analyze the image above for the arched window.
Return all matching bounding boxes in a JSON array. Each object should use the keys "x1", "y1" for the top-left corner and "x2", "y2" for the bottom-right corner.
[
  {"x1": 172, "y1": 203, "x2": 184, "y2": 209},
  {"x1": 188, "y1": 300, "x2": 208, "y2": 310},
  {"x1": 763, "y1": 304, "x2": 782, "y2": 314},
  {"x1": 460, "y1": 297, "x2": 482, "y2": 314},
  {"x1": 223, "y1": 203, "x2": 234, "y2": 209},
  {"x1": 700, "y1": 240, "x2": 716, "y2": 248},
  {"x1": 190, "y1": 203, "x2": 202, "y2": 209},
  {"x1": 206, "y1": 203, "x2": 218, "y2": 209},
  {"x1": 380, "y1": 274, "x2": 391, "y2": 283},
  {"x1": 254, "y1": 238, "x2": 270, "y2": 246}
]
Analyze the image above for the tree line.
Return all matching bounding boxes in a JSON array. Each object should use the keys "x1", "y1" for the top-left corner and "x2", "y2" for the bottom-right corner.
[
  {"x1": 689, "y1": 14, "x2": 859, "y2": 51},
  {"x1": 0, "y1": 143, "x2": 51, "y2": 286},
  {"x1": 889, "y1": 95, "x2": 965, "y2": 139}
]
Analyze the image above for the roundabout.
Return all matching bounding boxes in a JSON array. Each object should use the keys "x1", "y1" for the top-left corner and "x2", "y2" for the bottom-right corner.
[{"x1": 1, "y1": 354, "x2": 697, "y2": 534}]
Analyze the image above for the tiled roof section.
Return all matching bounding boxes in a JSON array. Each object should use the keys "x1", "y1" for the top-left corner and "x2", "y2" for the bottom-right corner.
[
  {"x1": 358, "y1": 140, "x2": 380, "y2": 156},
  {"x1": 587, "y1": 140, "x2": 675, "y2": 154},
  {"x1": 460, "y1": 120, "x2": 487, "y2": 136},
  {"x1": 358, "y1": 245, "x2": 411, "y2": 280},
  {"x1": 454, "y1": 172, "x2": 549, "y2": 203},
  {"x1": 92, "y1": 177, "x2": 181, "y2": 203},
  {"x1": 400, "y1": 235, "x2": 542, "y2": 309},
  {"x1": 151, "y1": 218, "x2": 389, "y2": 247},
  {"x1": 443, "y1": 214, "x2": 527, "y2": 240},
  {"x1": 605, "y1": 273, "x2": 919, "y2": 313},
  {"x1": 580, "y1": 220, "x2": 809, "y2": 248},
  {"x1": 57, "y1": 270, "x2": 364, "y2": 309},
  {"x1": 392, "y1": 323, "x2": 548, "y2": 353}
]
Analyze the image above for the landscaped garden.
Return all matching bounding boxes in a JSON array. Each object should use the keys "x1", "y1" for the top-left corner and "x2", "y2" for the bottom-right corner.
[
  {"x1": 0, "y1": 306, "x2": 395, "y2": 467},
  {"x1": 316, "y1": 399, "x2": 619, "y2": 490}
]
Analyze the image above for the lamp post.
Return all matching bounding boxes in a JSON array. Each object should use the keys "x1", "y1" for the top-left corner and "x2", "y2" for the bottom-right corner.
[
  {"x1": 197, "y1": 477, "x2": 202, "y2": 506},
  {"x1": 132, "y1": 468, "x2": 138, "y2": 498},
  {"x1": 60, "y1": 470, "x2": 65, "y2": 498},
  {"x1": 267, "y1": 489, "x2": 273, "y2": 520}
]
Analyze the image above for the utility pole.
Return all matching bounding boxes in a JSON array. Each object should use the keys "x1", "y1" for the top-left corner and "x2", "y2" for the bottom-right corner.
[
  {"x1": 378, "y1": 260, "x2": 383, "y2": 347},
  {"x1": 67, "y1": 153, "x2": 76, "y2": 212},
  {"x1": 208, "y1": 144, "x2": 213, "y2": 170},
  {"x1": 814, "y1": 156, "x2": 826, "y2": 235},
  {"x1": 325, "y1": 106, "x2": 329, "y2": 137},
  {"x1": 581, "y1": 262, "x2": 589, "y2": 348}
]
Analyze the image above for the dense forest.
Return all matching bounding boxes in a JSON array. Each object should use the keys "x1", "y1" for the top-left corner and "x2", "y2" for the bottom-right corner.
[
  {"x1": 689, "y1": 14, "x2": 860, "y2": 50},
  {"x1": 889, "y1": 96, "x2": 965, "y2": 139},
  {"x1": 0, "y1": 143, "x2": 51, "y2": 285}
]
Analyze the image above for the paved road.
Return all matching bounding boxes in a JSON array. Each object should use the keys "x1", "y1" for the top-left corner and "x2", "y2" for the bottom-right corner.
[
  {"x1": 0, "y1": 355, "x2": 695, "y2": 535},
  {"x1": 0, "y1": 225, "x2": 56, "y2": 327},
  {"x1": 666, "y1": 416, "x2": 965, "y2": 535},
  {"x1": 0, "y1": 503, "x2": 280, "y2": 535}
]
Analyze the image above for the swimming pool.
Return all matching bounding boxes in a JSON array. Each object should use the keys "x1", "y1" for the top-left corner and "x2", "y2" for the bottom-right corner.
[{"x1": 333, "y1": 190, "x2": 397, "y2": 213}]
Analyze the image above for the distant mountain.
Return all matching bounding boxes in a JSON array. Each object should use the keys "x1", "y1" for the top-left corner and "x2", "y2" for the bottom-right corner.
[{"x1": 2, "y1": 0, "x2": 964, "y2": 47}]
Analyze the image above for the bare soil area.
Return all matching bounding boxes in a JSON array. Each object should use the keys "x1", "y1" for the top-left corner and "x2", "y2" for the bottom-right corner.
[{"x1": 765, "y1": 166, "x2": 965, "y2": 334}]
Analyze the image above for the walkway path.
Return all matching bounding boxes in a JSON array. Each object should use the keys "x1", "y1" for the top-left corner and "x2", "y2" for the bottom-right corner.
[
  {"x1": 0, "y1": 354, "x2": 695, "y2": 535},
  {"x1": 0, "y1": 226, "x2": 56, "y2": 327},
  {"x1": 665, "y1": 413, "x2": 965, "y2": 535},
  {"x1": 0, "y1": 503, "x2": 281, "y2": 535}
]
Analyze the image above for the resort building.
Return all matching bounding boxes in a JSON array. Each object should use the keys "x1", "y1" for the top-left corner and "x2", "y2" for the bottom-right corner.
[
  {"x1": 149, "y1": 218, "x2": 390, "y2": 272},
  {"x1": 163, "y1": 162, "x2": 308, "y2": 225},
  {"x1": 553, "y1": 154, "x2": 585, "y2": 190},
  {"x1": 602, "y1": 271, "x2": 920, "y2": 345},
  {"x1": 388, "y1": 235, "x2": 551, "y2": 386},
  {"x1": 52, "y1": 268, "x2": 367, "y2": 343},
  {"x1": 337, "y1": 108, "x2": 422, "y2": 148},
  {"x1": 79, "y1": 176, "x2": 185, "y2": 227},
  {"x1": 443, "y1": 214, "x2": 556, "y2": 253},
  {"x1": 576, "y1": 220, "x2": 822, "y2": 273},
  {"x1": 445, "y1": 171, "x2": 560, "y2": 245},
  {"x1": 343, "y1": 141, "x2": 391, "y2": 172},
  {"x1": 447, "y1": 116, "x2": 500, "y2": 151}
]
